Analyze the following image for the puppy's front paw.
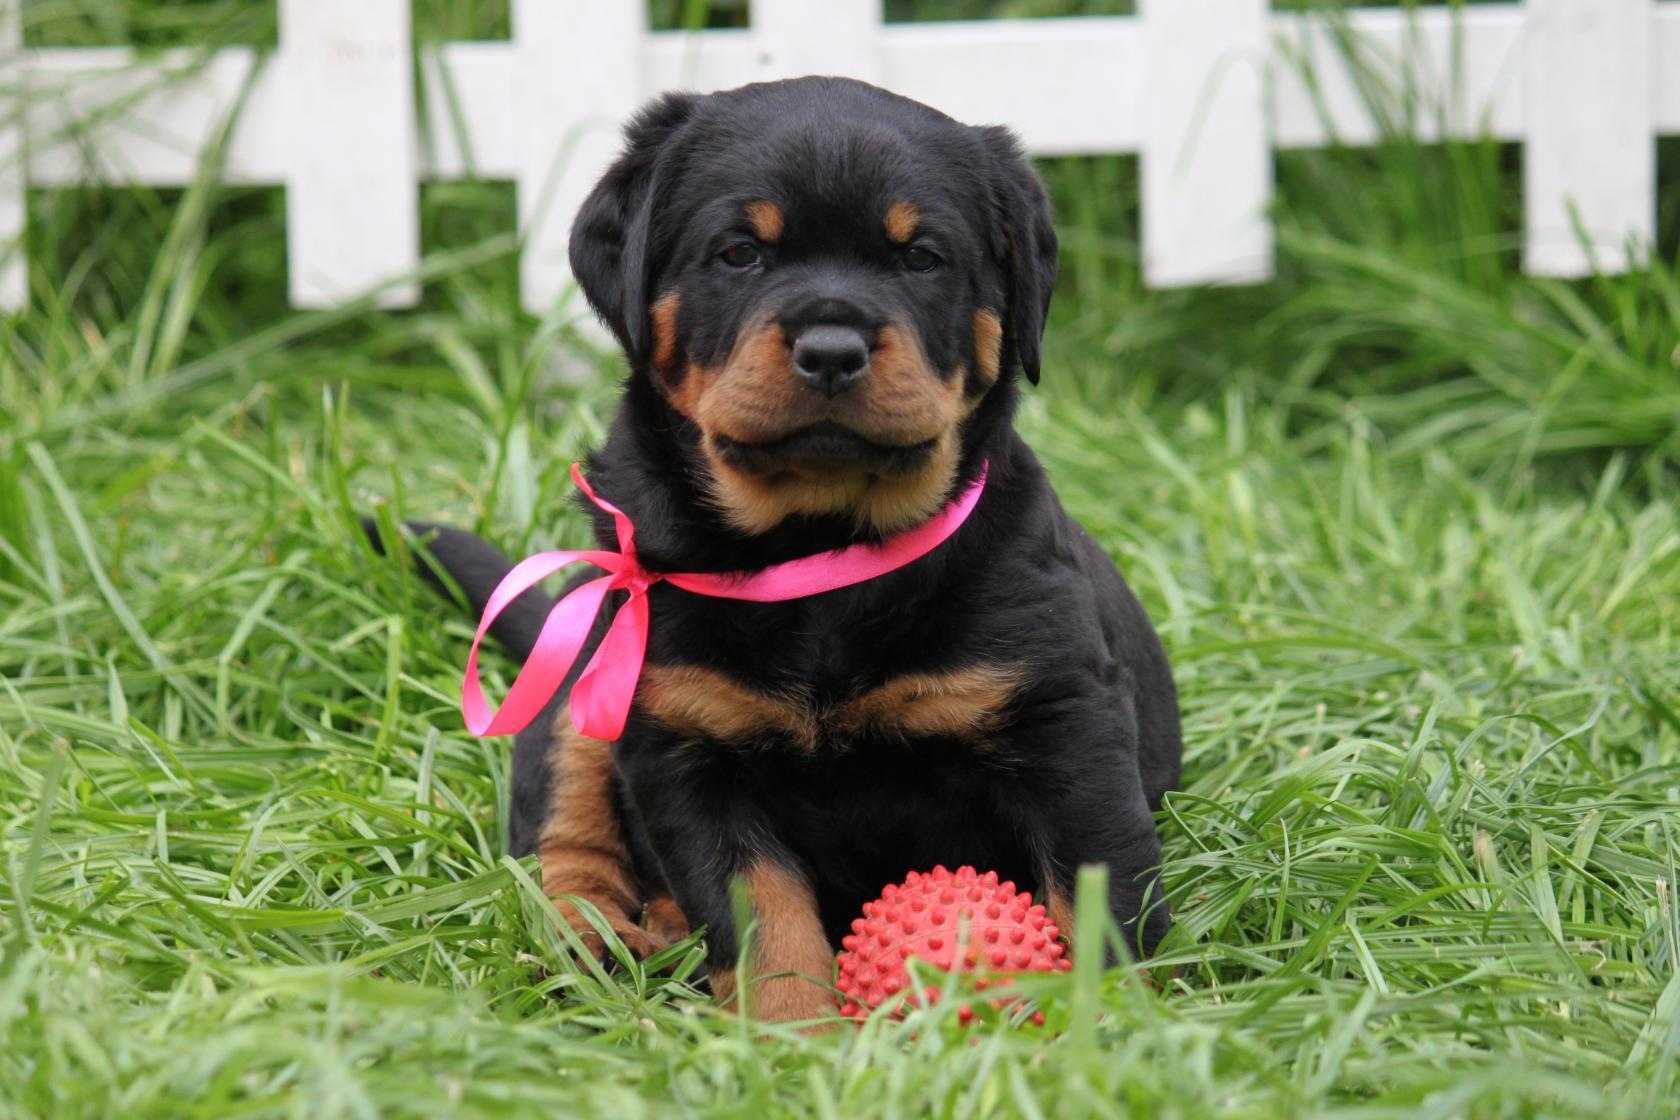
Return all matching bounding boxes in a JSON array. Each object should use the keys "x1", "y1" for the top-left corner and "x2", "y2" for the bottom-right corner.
[
  {"x1": 642, "y1": 894, "x2": 692, "y2": 946},
  {"x1": 551, "y1": 897, "x2": 665, "y2": 963},
  {"x1": 710, "y1": 966, "x2": 839, "y2": 1027}
]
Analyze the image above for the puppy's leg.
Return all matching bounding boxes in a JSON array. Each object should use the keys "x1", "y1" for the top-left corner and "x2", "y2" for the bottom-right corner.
[
  {"x1": 537, "y1": 725, "x2": 668, "y2": 960},
  {"x1": 621, "y1": 773, "x2": 836, "y2": 1022},
  {"x1": 1038, "y1": 765, "x2": 1172, "y2": 960},
  {"x1": 725, "y1": 860, "x2": 836, "y2": 1023},
  {"x1": 1003, "y1": 697, "x2": 1172, "y2": 960}
]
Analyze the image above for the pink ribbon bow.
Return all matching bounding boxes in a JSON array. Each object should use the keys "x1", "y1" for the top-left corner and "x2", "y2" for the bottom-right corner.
[{"x1": 462, "y1": 461, "x2": 989, "y2": 740}]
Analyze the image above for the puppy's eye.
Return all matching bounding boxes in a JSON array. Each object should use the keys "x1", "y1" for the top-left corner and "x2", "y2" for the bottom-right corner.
[
  {"x1": 719, "y1": 242, "x2": 762, "y2": 269},
  {"x1": 902, "y1": 246, "x2": 942, "y2": 273}
]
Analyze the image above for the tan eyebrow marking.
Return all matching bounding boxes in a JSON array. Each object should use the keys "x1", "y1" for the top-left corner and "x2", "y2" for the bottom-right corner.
[
  {"x1": 884, "y1": 201, "x2": 920, "y2": 243},
  {"x1": 744, "y1": 199, "x2": 784, "y2": 243}
]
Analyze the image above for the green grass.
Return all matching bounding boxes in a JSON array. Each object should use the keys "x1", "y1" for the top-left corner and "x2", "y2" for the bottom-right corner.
[{"x1": 3, "y1": 2, "x2": 1680, "y2": 1117}]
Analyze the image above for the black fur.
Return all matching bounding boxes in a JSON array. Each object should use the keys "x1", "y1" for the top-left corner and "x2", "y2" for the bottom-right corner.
[{"x1": 387, "y1": 78, "x2": 1181, "y2": 965}]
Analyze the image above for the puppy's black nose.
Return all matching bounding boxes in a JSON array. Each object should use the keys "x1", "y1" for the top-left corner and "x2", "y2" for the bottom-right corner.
[{"x1": 791, "y1": 325, "x2": 870, "y2": 397}]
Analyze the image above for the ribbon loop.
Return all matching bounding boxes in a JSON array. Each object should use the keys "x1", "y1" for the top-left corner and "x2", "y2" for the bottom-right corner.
[
  {"x1": 571, "y1": 462, "x2": 637, "y2": 557},
  {"x1": 461, "y1": 461, "x2": 988, "y2": 740}
]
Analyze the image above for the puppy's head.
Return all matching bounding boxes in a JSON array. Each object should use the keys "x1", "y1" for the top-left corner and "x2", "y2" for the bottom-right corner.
[{"x1": 570, "y1": 78, "x2": 1056, "y2": 535}]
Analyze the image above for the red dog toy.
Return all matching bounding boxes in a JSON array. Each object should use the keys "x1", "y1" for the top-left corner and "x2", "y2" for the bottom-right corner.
[{"x1": 836, "y1": 864, "x2": 1071, "y2": 1020}]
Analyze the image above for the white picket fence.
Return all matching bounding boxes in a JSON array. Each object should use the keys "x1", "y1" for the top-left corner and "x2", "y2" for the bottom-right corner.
[{"x1": 2, "y1": 1, "x2": 1677, "y2": 315}]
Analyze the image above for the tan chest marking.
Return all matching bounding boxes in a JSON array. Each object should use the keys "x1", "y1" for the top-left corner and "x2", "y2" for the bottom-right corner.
[
  {"x1": 635, "y1": 664, "x2": 819, "y2": 746},
  {"x1": 636, "y1": 662, "x2": 1023, "y2": 750}
]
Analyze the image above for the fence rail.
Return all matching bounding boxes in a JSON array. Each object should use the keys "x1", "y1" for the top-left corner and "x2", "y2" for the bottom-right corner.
[{"x1": 3, "y1": 1, "x2": 1677, "y2": 314}]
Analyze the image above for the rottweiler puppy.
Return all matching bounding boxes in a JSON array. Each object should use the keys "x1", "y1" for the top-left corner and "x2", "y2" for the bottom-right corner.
[{"x1": 396, "y1": 77, "x2": 1181, "y2": 1022}]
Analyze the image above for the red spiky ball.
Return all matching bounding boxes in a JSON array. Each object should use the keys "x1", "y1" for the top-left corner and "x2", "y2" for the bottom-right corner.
[{"x1": 835, "y1": 864, "x2": 1071, "y2": 1020}]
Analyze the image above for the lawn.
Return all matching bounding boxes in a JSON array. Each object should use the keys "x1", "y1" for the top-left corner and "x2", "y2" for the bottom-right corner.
[{"x1": 3, "y1": 2, "x2": 1680, "y2": 1117}]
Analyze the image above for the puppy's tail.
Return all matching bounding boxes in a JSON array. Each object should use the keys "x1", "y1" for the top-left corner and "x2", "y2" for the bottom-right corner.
[{"x1": 363, "y1": 519, "x2": 553, "y2": 662}]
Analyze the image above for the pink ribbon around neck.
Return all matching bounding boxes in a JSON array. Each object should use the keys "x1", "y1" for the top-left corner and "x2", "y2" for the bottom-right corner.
[{"x1": 462, "y1": 461, "x2": 989, "y2": 740}]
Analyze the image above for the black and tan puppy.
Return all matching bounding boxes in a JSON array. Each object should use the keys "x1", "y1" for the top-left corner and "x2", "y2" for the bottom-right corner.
[{"x1": 397, "y1": 77, "x2": 1181, "y2": 1022}]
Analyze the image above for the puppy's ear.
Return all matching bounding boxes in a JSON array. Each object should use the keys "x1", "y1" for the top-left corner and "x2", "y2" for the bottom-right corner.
[
  {"x1": 976, "y1": 126, "x2": 1058, "y2": 385},
  {"x1": 569, "y1": 93, "x2": 697, "y2": 361}
]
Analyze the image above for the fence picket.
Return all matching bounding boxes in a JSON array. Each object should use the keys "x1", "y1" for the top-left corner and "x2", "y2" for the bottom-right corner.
[
  {"x1": 1140, "y1": 0, "x2": 1272, "y2": 288},
  {"x1": 512, "y1": 0, "x2": 642, "y2": 318},
  {"x1": 279, "y1": 0, "x2": 418, "y2": 308},
  {"x1": 2, "y1": 2, "x2": 23, "y2": 309},
  {"x1": 1525, "y1": 0, "x2": 1656, "y2": 276}
]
